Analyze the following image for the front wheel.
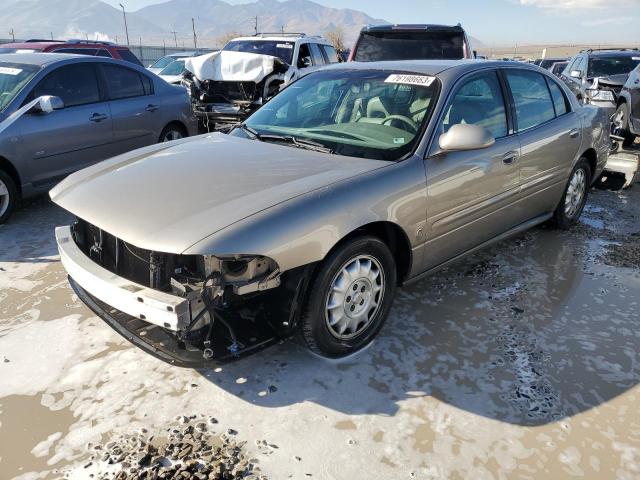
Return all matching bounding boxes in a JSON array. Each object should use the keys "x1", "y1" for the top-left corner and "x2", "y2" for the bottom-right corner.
[
  {"x1": 551, "y1": 158, "x2": 591, "y2": 229},
  {"x1": 159, "y1": 123, "x2": 187, "y2": 143},
  {"x1": 299, "y1": 236, "x2": 397, "y2": 358}
]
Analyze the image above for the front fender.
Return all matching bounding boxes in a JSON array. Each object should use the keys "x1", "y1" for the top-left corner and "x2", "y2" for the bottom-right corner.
[{"x1": 183, "y1": 155, "x2": 428, "y2": 273}]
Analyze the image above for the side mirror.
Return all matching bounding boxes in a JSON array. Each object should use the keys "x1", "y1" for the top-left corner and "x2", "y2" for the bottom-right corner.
[
  {"x1": 31, "y1": 95, "x2": 64, "y2": 114},
  {"x1": 439, "y1": 124, "x2": 495, "y2": 152},
  {"x1": 570, "y1": 70, "x2": 582, "y2": 79}
]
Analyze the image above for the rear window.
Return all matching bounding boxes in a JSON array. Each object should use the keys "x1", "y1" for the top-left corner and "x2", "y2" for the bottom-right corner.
[
  {"x1": 353, "y1": 31, "x2": 465, "y2": 62},
  {"x1": 117, "y1": 49, "x2": 143, "y2": 66},
  {"x1": 587, "y1": 55, "x2": 640, "y2": 78}
]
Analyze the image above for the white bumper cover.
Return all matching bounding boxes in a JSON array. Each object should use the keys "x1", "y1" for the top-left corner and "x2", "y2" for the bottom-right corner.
[{"x1": 55, "y1": 226, "x2": 190, "y2": 331}]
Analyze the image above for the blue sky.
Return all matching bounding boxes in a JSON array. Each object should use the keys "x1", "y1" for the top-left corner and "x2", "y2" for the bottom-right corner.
[{"x1": 106, "y1": 0, "x2": 640, "y2": 45}]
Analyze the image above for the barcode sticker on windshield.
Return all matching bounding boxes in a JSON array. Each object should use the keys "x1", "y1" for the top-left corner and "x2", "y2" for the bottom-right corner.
[
  {"x1": 385, "y1": 74, "x2": 435, "y2": 87},
  {"x1": 0, "y1": 67, "x2": 22, "y2": 75},
  {"x1": 276, "y1": 43, "x2": 293, "y2": 49}
]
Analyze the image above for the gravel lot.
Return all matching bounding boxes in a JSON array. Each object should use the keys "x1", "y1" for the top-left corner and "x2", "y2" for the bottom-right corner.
[{"x1": 1, "y1": 185, "x2": 639, "y2": 479}]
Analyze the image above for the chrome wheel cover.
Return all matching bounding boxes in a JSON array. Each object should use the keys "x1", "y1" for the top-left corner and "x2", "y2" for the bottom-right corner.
[
  {"x1": 565, "y1": 168, "x2": 586, "y2": 218},
  {"x1": 325, "y1": 255, "x2": 385, "y2": 340},
  {"x1": 163, "y1": 130, "x2": 183, "y2": 142},
  {"x1": 0, "y1": 177, "x2": 10, "y2": 217}
]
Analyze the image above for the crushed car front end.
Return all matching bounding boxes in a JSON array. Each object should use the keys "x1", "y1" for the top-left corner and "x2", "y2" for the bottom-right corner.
[{"x1": 55, "y1": 218, "x2": 313, "y2": 367}]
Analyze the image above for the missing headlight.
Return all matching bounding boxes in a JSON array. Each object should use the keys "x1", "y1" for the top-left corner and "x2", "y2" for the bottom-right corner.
[{"x1": 201, "y1": 255, "x2": 281, "y2": 295}]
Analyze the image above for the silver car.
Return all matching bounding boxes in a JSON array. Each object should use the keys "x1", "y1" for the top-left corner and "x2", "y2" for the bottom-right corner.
[
  {"x1": 51, "y1": 60, "x2": 609, "y2": 365},
  {"x1": 0, "y1": 53, "x2": 198, "y2": 223}
]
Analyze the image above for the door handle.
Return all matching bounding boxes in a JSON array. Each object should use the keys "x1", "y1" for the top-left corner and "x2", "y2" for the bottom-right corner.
[
  {"x1": 89, "y1": 113, "x2": 108, "y2": 122},
  {"x1": 502, "y1": 150, "x2": 519, "y2": 165},
  {"x1": 569, "y1": 128, "x2": 581, "y2": 138},
  {"x1": 145, "y1": 104, "x2": 159, "y2": 112}
]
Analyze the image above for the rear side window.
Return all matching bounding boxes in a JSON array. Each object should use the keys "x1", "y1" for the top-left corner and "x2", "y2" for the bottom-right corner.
[
  {"x1": 354, "y1": 31, "x2": 465, "y2": 61},
  {"x1": 505, "y1": 70, "x2": 555, "y2": 131},
  {"x1": 141, "y1": 74, "x2": 154, "y2": 95},
  {"x1": 320, "y1": 44, "x2": 340, "y2": 63},
  {"x1": 33, "y1": 64, "x2": 101, "y2": 107},
  {"x1": 96, "y1": 49, "x2": 112, "y2": 58},
  {"x1": 52, "y1": 48, "x2": 99, "y2": 56},
  {"x1": 102, "y1": 65, "x2": 145, "y2": 99},
  {"x1": 117, "y1": 49, "x2": 143, "y2": 66},
  {"x1": 441, "y1": 71, "x2": 508, "y2": 139},
  {"x1": 546, "y1": 78, "x2": 568, "y2": 116}
]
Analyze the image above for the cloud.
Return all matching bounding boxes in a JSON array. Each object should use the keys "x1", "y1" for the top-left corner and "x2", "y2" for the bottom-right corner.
[
  {"x1": 581, "y1": 16, "x2": 636, "y2": 26},
  {"x1": 520, "y1": 0, "x2": 637, "y2": 10}
]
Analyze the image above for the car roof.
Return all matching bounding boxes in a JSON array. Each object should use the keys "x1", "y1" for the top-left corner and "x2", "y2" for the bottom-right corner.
[
  {"x1": 0, "y1": 40, "x2": 122, "y2": 49},
  {"x1": 361, "y1": 24, "x2": 466, "y2": 33},
  {"x1": 583, "y1": 49, "x2": 640, "y2": 57},
  {"x1": 319, "y1": 59, "x2": 539, "y2": 77},
  {"x1": 0, "y1": 52, "x2": 143, "y2": 68},
  {"x1": 229, "y1": 35, "x2": 330, "y2": 44}
]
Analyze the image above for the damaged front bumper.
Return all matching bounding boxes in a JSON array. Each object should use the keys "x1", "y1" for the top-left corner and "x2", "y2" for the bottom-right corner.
[{"x1": 56, "y1": 225, "x2": 311, "y2": 367}]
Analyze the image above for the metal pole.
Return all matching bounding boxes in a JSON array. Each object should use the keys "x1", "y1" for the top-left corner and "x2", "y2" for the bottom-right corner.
[
  {"x1": 119, "y1": 3, "x2": 130, "y2": 46},
  {"x1": 254, "y1": 16, "x2": 258, "y2": 35},
  {"x1": 171, "y1": 30, "x2": 177, "y2": 48},
  {"x1": 9, "y1": 28, "x2": 14, "y2": 42},
  {"x1": 191, "y1": 18, "x2": 197, "y2": 49}
]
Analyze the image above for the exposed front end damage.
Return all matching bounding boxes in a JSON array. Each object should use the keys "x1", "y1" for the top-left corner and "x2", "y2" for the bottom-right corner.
[
  {"x1": 57, "y1": 218, "x2": 314, "y2": 367},
  {"x1": 586, "y1": 74, "x2": 629, "y2": 116},
  {"x1": 182, "y1": 51, "x2": 289, "y2": 131}
]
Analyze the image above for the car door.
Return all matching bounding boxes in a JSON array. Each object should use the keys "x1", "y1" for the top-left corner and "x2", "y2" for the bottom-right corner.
[
  {"x1": 423, "y1": 69, "x2": 521, "y2": 270},
  {"x1": 503, "y1": 68, "x2": 583, "y2": 216},
  {"x1": 100, "y1": 63, "x2": 161, "y2": 152},
  {"x1": 16, "y1": 62, "x2": 113, "y2": 188}
]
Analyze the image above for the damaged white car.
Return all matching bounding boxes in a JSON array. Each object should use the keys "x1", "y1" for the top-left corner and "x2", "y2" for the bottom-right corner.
[{"x1": 182, "y1": 33, "x2": 341, "y2": 129}]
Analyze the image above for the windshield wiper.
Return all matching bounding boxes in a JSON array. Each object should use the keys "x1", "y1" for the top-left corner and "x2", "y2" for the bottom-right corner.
[
  {"x1": 236, "y1": 123, "x2": 334, "y2": 154},
  {"x1": 258, "y1": 133, "x2": 334, "y2": 154}
]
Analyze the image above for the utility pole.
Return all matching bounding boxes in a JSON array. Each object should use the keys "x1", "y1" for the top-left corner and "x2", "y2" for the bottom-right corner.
[
  {"x1": 50, "y1": 32, "x2": 53, "y2": 40},
  {"x1": 9, "y1": 28, "x2": 14, "y2": 42},
  {"x1": 170, "y1": 30, "x2": 178, "y2": 48},
  {"x1": 191, "y1": 18, "x2": 197, "y2": 49},
  {"x1": 163, "y1": 39, "x2": 166, "y2": 55},
  {"x1": 281, "y1": 25, "x2": 284, "y2": 34},
  {"x1": 119, "y1": 3, "x2": 130, "y2": 46},
  {"x1": 254, "y1": 16, "x2": 258, "y2": 35}
]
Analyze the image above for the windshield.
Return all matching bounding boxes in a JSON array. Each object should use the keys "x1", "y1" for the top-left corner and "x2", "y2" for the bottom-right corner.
[
  {"x1": 223, "y1": 40, "x2": 295, "y2": 64},
  {"x1": 240, "y1": 69, "x2": 439, "y2": 161},
  {"x1": 159, "y1": 59, "x2": 186, "y2": 76},
  {"x1": 151, "y1": 55, "x2": 184, "y2": 69},
  {"x1": 588, "y1": 56, "x2": 640, "y2": 78},
  {"x1": 0, "y1": 62, "x2": 40, "y2": 111},
  {"x1": 353, "y1": 31, "x2": 465, "y2": 61}
]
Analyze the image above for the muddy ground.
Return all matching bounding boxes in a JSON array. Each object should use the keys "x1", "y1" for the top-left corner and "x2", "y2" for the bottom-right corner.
[{"x1": 1, "y1": 185, "x2": 639, "y2": 480}]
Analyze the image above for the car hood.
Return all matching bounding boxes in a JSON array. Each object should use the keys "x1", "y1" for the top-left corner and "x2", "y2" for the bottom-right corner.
[{"x1": 50, "y1": 133, "x2": 388, "y2": 254}]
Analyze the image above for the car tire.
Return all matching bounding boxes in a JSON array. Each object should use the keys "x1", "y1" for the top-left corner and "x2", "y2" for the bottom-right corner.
[
  {"x1": 0, "y1": 169, "x2": 18, "y2": 224},
  {"x1": 159, "y1": 123, "x2": 187, "y2": 143},
  {"x1": 613, "y1": 103, "x2": 635, "y2": 148},
  {"x1": 299, "y1": 235, "x2": 397, "y2": 358},
  {"x1": 551, "y1": 158, "x2": 591, "y2": 229}
]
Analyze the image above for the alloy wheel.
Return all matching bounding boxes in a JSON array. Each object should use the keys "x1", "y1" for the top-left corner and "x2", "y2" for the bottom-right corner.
[
  {"x1": 564, "y1": 168, "x2": 586, "y2": 218},
  {"x1": 325, "y1": 255, "x2": 385, "y2": 340},
  {"x1": 0, "y1": 177, "x2": 10, "y2": 217},
  {"x1": 163, "y1": 130, "x2": 183, "y2": 142}
]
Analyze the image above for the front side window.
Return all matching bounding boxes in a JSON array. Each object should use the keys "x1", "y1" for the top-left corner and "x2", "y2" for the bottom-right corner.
[
  {"x1": 297, "y1": 44, "x2": 312, "y2": 68},
  {"x1": 33, "y1": 64, "x2": 101, "y2": 107},
  {"x1": 309, "y1": 43, "x2": 325, "y2": 66},
  {"x1": 223, "y1": 40, "x2": 295, "y2": 64},
  {"x1": 440, "y1": 71, "x2": 508, "y2": 139},
  {"x1": 505, "y1": 70, "x2": 555, "y2": 131},
  {"x1": 0, "y1": 62, "x2": 40, "y2": 111},
  {"x1": 587, "y1": 55, "x2": 640, "y2": 78},
  {"x1": 354, "y1": 31, "x2": 465, "y2": 62},
  {"x1": 117, "y1": 49, "x2": 143, "y2": 66},
  {"x1": 96, "y1": 49, "x2": 112, "y2": 58},
  {"x1": 241, "y1": 70, "x2": 439, "y2": 161},
  {"x1": 102, "y1": 65, "x2": 145, "y2": 100}
]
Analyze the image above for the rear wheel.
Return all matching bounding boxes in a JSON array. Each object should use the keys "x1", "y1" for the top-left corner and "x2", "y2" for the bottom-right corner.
[
  {"x1": 299, "y1": 236, "x2": 397, "y2": 358},
  {"x1": 159, "y1": 123, "x2": 187, "y2": 143},
  {"x1": 0, "y1": 169, "x2": 18, "y2": 224},
  {"x1": 551, "y1": 158, "x2": 591, "y2": 229}
]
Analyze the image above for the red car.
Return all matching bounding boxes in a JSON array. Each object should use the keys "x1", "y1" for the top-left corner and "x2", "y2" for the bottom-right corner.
[{"x1": 0, "y1": 39, "x2": 143, "y2": 66}]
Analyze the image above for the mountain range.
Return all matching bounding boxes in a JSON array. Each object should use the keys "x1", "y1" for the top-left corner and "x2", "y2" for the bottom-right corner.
[{"x1": 0, "y1": 0, "x2": 388, "y2": 47}]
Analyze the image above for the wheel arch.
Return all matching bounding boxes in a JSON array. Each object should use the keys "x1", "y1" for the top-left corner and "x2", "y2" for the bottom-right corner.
[
  {"x1": 160, "y1": 120, "x2": 188, "y2": 141},
  {"x1": 580, "y1": 147, "x2": 598, "y2": 181},
  {"x1": 323, "y1": 221, "x2": 413, "y2": 285},
  {"x1": 0, "y1": 156, "x2": 21, "y2": 196}
]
